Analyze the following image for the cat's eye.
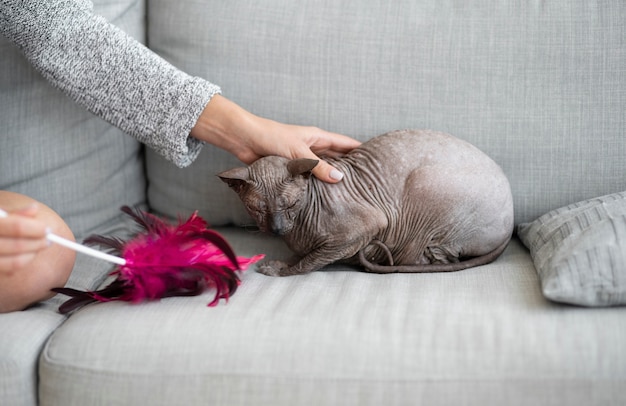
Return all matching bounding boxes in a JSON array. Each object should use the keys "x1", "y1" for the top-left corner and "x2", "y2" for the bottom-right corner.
[
  {"x1": 249, "y1": 200, "x2": 266, "y2": 213},
  {"x1": 278, "y1": 196, "x2": 290, "y2": 208}
]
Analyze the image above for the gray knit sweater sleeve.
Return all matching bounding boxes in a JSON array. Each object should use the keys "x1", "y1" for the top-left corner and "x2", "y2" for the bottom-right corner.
[{"x1": 0, "y1": 0, "x2": 220, "y2": 167}]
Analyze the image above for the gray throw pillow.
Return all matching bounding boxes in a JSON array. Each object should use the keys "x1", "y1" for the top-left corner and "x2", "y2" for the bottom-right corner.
[{"x1": 517, "y1": 192, "x2": 626, "y2": 306}]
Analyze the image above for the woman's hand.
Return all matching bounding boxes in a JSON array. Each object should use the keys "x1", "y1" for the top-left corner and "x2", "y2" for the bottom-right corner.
[
  {"x1": 191, "y1": 95, "x2": 361, "y2": 183},
  {"x1": 0, "y1": 191, "x2": 76, "y2": 312},
  {"x1": 0, "y1": 203, "x2": 49, "y2": 274}
]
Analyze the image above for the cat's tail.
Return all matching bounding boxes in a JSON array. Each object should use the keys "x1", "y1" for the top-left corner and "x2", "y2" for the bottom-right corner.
[{"x1": 358, "y1": 233, "x2": 512, "y2": 273}]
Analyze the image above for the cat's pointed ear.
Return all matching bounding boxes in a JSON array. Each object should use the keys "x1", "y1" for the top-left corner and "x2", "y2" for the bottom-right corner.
[
  {"x1": 218, "y1": 167, "x2": 250, "y2": 193},
  {"x1": 287, "y1": 158, "x2": 319, "y2": 178}
]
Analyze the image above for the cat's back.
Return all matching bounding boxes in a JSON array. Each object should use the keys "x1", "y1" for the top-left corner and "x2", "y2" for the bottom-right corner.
[
  {"x1": 342, "y1": 129, "x2": 512, "y2": 218},
  {"x1": 348, "y1": 129, "x2": 498, "y2": 175}
]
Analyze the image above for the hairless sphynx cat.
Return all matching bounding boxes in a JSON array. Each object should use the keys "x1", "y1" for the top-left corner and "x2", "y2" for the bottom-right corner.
[{"x1": 219, "y1": 129, "x2": 514, "y2": 277}]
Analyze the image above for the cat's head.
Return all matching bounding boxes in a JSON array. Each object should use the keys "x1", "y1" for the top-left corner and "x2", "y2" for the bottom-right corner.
[{"x1": 218, "y1": 156, "x2": 318, "y2": 235}]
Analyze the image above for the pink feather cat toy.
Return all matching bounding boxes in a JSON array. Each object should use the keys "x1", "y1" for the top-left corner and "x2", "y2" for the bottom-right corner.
[{"x1": 0, "y1": 206, "x2": 263, "y2": 313}]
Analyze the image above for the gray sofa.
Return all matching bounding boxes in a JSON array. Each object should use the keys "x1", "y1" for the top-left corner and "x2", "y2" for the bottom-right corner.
[{"x1": 1, "y1": 1, "x2": 625, "y2": 405}]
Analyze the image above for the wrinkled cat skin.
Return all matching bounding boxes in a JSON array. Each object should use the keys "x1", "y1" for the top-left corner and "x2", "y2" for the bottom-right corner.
[{"x1": 219, "y1": 129, "x2": 514, "y2": 277}]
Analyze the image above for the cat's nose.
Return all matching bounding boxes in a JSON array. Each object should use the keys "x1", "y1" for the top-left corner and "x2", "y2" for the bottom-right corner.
[{"x1": 270, "y1": 216, "x2": 285, "y2": 236}]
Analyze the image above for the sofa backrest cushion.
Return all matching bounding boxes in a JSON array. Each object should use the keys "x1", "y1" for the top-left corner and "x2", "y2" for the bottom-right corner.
[
  {"x1": 146, "y1": 0, "x2": 626, "y2": 226},
  {"x1": 0, "y1": 0, "x2": 147, "y2": 240}
]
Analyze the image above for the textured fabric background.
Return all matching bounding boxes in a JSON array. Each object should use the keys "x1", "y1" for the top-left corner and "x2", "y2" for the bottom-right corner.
[
  {"x1": 3, "y1": 1, "x2": 626, "y2": 405},
  {"x1": 0, "y1": 307, "x2": 64, "y2": 406},
  {"x1": 0, "y1": 2, "x2": 146, "y2": 405},
  {"x1": 146, "y1": 0, "x2": 626, "y2": 226},
  {"x1": 39, "y1": 231, "x2": 626, "y2": 405},
  {"x1": 0, "y1": 0, "x2": 147, "y2": 240},
  {"x1": 0, "y1": 0, "x2": 219, "y2": 168},
  {"x1": 0, "y1": 250, "x2": 120, "y2": 406},
  {"x1": 518, "y1": 191, "x2": 626, "y2": 306}
]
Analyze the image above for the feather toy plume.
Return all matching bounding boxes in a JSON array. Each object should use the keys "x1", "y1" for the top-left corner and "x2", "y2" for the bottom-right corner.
[{"x1": 50, "y1": 206, "x2": 264, "y2": 313}]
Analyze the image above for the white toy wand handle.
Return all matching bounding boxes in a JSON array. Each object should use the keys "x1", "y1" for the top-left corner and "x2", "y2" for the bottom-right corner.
[{"x1": 0, "y1": 208, "x2": 126, "y2": 266}]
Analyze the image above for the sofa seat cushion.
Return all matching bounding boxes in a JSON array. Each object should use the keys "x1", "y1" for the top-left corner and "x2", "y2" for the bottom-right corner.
[
  {"x1": 0, "y1": 248, "x2": 120, "y2": 406},
  {"x1": 518, "y1": 191, "x2": 626, "y2": 306},
  {"x1": 39, "y1": 231, "x2": 626, "y2": 405},
  {"x1": 0, "y1": 306, "x2": 64, "y2": 406}
]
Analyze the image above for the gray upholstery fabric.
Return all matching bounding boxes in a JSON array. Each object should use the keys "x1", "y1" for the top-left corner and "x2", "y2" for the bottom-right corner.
[
  {"x1": 0, "y1": 1, "x2": 146, "y2": 405},
  {"x1": 146, "y1": 0, "x2": 626, "y2": 226},
  {"x1": 0, "y1": 251, "x2": 118, "y2": 406},
  {"x1": 518, "y1": 192, "x2": 626, "y2": 306},
  {"x1": 147, "y1": 146, "x2": 254, "y2": 226},
  {"x1": 2, "y1": 1, "x2": 626, "y2": 405},
  {"x1": 39, "y1": 232, "x2": 626, "y2": 405},
  {"x1": 0, "y1": 1, "x2": 146, "y2": 241},
  {"x1": 0, "y1": 306, "x2": 64, "y2": 406},
  {"x1": 0, "y1": 0, "x2": 220, "y2": 168}
]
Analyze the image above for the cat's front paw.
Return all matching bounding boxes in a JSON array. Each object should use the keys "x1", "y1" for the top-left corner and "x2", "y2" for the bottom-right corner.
[{"x1": 257, "y1": 260, "x2": 290, "y2": 277}]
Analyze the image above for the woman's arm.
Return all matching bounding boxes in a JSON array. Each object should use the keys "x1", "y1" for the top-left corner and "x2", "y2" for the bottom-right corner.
[
  {"x1": 0, "y1": 0, "x2": 217, "y2": 167},
  {"x1": 0, "y1": 0, "x2": 360, "y2": 180}
]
